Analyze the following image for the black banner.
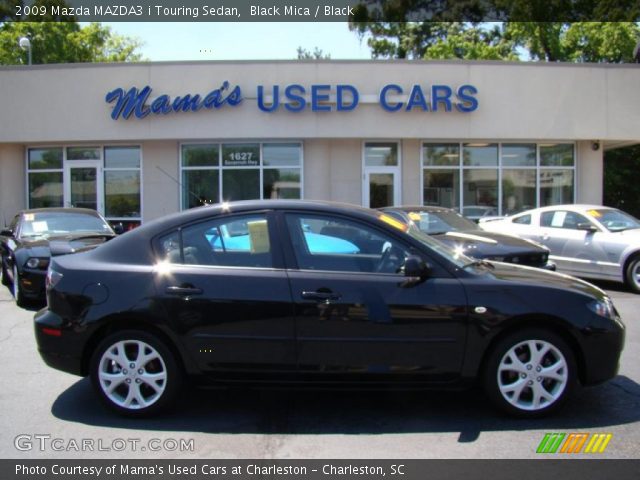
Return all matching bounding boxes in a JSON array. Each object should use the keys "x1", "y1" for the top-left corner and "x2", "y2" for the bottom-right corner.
[
  {"x1": 7, "y1": 0, "x2": 640, "y2": 22},
  {"x1": 3, "y1": 460, "x2": 640, "y2": 480}
]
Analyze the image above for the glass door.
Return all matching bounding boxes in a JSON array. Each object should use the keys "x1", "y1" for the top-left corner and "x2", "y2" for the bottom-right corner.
[
  {"x1": 64, "y1": 159, "x2": 103, "y2": 213},
  {"x1": 363, "y1": 142, "x2": 401, "y2": 208},
  {"x1": 365, "y1": 171, "x2": 399, "y2": 208}
]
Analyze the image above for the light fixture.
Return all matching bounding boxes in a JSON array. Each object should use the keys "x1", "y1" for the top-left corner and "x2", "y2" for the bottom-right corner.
[{"x1": 18, "y1": 36, "x2": 31, "y2": 65}]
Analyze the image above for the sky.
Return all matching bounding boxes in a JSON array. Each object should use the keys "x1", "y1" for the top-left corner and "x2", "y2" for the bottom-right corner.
[{"x1": 101, "y1": 22, "x2": 372, "y2": 61}]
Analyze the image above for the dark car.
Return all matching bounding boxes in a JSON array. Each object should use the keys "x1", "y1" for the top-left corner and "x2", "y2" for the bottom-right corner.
[
  {"x1": 381, "y1": 206, "x2": 555, "y2": 271},
  {"x1": 0, "y1": 208, "x2": 116, "y2": 306},
  {"x1": 35, "y1": 201, "x2": 624, "y2": 418}
]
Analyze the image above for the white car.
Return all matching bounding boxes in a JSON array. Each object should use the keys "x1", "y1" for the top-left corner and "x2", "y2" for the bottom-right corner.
[{"x1": 479, "y1": 204, "x2": 640, "y2": 292}]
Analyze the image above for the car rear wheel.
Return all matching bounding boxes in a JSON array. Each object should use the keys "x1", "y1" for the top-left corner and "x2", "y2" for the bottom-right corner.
[
  {"x1": 625, "y1": 256, "x2": 640, "y2": 293},
  {"x1": 90, "y1": 330, "x2": 182, "y2": 417},
  {"x1": 12, "y1": 264, "x2": 26, "y2": 307},
  {"x1": 483, "y1": 329, "x2": 576, "y2": 417}
]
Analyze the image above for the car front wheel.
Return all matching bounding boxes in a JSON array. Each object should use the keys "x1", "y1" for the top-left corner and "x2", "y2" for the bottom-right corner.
[
  {"x1": 90, "y1": 330, "x2": 182, "y2": 417},
  {"x1": 483, "y1": 329, "x2": 576, "y2": 417},
  {"x1": 625, "y1": 256, "x2": 640, "y2": 293},
  {"x1": 0, "y1": 255, "x2": 8, "y2": 286}
]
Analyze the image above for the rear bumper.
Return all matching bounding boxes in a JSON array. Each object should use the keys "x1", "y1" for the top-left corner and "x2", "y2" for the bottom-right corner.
[{"x1": 34, "y1": 308, "x2": 84, "y2": 376}]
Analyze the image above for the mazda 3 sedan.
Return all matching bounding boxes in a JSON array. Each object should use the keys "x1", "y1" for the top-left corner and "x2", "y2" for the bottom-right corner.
[
  {"x1": 34, "y1": 201, "x2": 625, "y2": 418},
  {"x1": 480, "y1": 205, "x2": 640, "y2": 292},
  {"x1": 380, "y1": 206, "x2": 555, "y2": 270}
]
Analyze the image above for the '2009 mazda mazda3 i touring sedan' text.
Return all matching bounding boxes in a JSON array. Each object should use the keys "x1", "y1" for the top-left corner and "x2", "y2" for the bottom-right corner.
[{"x1": 34, "y1": 201, "x2": 625, "y2": 418}]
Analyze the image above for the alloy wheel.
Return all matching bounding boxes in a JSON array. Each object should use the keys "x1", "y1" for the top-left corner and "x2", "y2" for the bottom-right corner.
[
  {"x1": 496, "y1": 339, "x2": 568, "y2": 412},
  {"x1": 97, "y1": 340, "x2": 168, "y2": 410}
]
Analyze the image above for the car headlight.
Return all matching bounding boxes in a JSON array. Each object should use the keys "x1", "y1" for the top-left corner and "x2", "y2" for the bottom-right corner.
[
  {"x1": 45, "y1": 266, "x2": 63, "y2": 291},
  {"x1": 587, "y1": 297, "x2": 616, "y2": 320},
  {"x1": 25, "y1": 257, "x2": 49, "y2": 270}
]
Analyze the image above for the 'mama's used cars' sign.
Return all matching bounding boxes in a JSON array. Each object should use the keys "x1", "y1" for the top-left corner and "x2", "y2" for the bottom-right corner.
[{"x1": 105, "y1": 82, "x2": 478, "y2": 120}]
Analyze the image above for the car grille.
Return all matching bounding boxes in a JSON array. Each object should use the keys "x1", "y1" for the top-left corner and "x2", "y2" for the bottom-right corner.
[{"x1": 488, "y1": 253, "x2": 548, "y2": 268}]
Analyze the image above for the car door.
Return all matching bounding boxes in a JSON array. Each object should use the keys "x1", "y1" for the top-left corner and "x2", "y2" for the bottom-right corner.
[
  {"x1": 280, "y1": 211, "x2": 468, "y2": 383},
  {"x1": 538, "y1": 210, "x2": 608, "y2": 276},
  {"x1": 153, "y1": 211, "x2": 296, "y2": 377}
]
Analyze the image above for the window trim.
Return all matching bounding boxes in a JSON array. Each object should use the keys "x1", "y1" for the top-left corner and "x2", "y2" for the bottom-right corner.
[
  {"x1": 421, "y1": 141, "x2": 576, "y2": 216},
  {"x1": 25, "y1": 144, "x2": 143, "y2": 224},
  {"x1": 178, "y1": 141, "x2": 304, "y2": 210}
]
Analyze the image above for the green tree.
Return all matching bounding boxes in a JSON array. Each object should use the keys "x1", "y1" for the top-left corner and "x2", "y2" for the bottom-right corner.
[
  {"x1": 296, "y1": 46, "x2": 331, "y2": 59},
  {"x1": 604, "y1": 146, "x2": 640, "y2": 218},
  {"x1": 506, "y1": 22, "x2": 639, "y2": 62},
  {"x1": 0, "y1": 21, "x2": 143, "y2": 64}
]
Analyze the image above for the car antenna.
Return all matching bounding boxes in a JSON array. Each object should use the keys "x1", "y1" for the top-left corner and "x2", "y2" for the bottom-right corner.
[{"x1": 155, "y1": 166, "x2": 209, "y2": 206}]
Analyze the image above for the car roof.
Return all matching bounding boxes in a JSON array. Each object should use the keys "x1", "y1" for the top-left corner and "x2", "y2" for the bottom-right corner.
[
  {"x1": 89, "y1": 200, "x2": 387, "y2": 264},
  {"x1": 382, "y1": 205, "x2": 454, "y2": 214},
  {"x1": 514, "y1": 204, "x2": 616, "y2": 216}
]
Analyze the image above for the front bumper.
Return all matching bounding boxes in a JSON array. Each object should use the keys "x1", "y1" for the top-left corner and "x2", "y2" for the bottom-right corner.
[
  {"x1": 579, "y1": 314, "x2": 625, "y2": 386},
  {"x1": 19, "y1": 268, "x2": 46, "y2": 301}
]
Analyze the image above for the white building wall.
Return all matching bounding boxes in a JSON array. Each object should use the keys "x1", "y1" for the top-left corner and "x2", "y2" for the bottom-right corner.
[
  {"x1": 0, "y1": 144, "x2": 25, "y2": 225},
  {"x1": 576, "y1": 140, "x2": 604, "y2": 205}
]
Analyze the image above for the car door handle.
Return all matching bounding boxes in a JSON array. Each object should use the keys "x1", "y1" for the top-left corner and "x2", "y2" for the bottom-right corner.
[
  {"x1": 165, "y1": 285, "x2": 203, "y2": 296},
  {"x1": 301, "y1": 290, "x2": 342, "y2": 301}
]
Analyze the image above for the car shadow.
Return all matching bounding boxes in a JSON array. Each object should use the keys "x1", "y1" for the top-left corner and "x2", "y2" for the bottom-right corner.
[{"x1": 51, "y1": 375, "x2": 640, "y2": 440}]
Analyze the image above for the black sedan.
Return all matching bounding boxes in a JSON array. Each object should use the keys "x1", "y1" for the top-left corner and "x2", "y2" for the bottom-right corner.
[
  {"x1": 381, "y1": 206, "x2": 555, "y2": 271},
  {"x1": 35, "y1": 201, "x2": 624, "y2": 418},
  {"x1": 0, "y1": 208, "x2": 115, "y2": 306}
]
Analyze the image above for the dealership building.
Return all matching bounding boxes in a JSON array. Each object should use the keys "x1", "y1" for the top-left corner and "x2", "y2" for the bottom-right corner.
[{"x1": 0, "y1": 60, "x2": 638, "y2": 228}]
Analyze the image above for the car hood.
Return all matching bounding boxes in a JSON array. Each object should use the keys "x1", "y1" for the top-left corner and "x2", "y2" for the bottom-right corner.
[
  {"x1": 433, "y1": 230, "x2": 547, "y2": 256},
  {"x1": 479, "y1": 261, "x2": 607, "y2": 301},
  {"x1": 20, "y1": 233, "x2": 115, "y2": 256}
]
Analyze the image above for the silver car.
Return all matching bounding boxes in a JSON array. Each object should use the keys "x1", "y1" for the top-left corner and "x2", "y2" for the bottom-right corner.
[{"x1": 479, "y1": 204, "x2": 640, "y2": 292}]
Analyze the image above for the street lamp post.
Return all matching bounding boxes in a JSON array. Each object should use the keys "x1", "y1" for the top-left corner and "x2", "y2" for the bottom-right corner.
[{"x1": 18, "y1": 37, "x2": 32, "y2": 65}]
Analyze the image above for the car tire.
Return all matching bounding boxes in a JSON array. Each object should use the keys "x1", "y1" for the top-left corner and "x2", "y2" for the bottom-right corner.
[
  {"x1": 0, "y1": 256, "x2": 8, "y2": 286},
  {"x1": 90, "y1": 330, "x2": 182, "y2": 418},
  {"x1": 483, "y1": 328, "x2": 576, "y2": 418},
  {"x1": 625, "y1": 256, "x2": 640, "y2": 293},
  {"x1": 12, "y1": 264, "x2": 26, "y2": 307}
]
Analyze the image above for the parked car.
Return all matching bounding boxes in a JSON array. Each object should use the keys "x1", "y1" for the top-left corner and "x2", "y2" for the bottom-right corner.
[
  {"x1": 0, "y1": 208, "x2": 116, "y2": 306},
  {"x1": 381, "y1": 206, "x2": 555, "y2": 271},
  {"x1": 35, "y1": 200, "x2": 624, "y2": 418},
  {"x1": 479, "y1": 204, "x2": 640, "y2": 292},
  {"x1": 462, "y1": 205, "x2": 499, "y2": 223}
]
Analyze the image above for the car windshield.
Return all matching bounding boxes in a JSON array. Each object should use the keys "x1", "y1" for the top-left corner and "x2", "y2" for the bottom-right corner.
[
  {"x1": 588, "y1": 209, "x2": 640, "y2": 233},
  {"x1": 20, "y1": 212, "x2": 113, "y2": 238},
  {"x1": 404, "y1": 222, "x2": 471, "y2": 268},
  {"x1": 411, "y1": 210, "x2": 479, "y2": 234}
]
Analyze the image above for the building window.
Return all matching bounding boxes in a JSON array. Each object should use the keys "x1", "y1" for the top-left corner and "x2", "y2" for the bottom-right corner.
[
  {"x1": 26, "y1": 145, "x2": 141, "y2": 230},
  {"x1": 27, "y1": 148, "x2": 64, "y2": 208},
  {"x1": 422, "y1": 142, "x2": 575, "y2": 216},
  {"x1": 180, "y1": 142, "x2": 302, "y2": 209},
  {"x1": 103, "y1": 147, "x2": 141, "y2": 229},
  {"x1": 539, "y1": 144, "x2": 575, "y2": 207}
]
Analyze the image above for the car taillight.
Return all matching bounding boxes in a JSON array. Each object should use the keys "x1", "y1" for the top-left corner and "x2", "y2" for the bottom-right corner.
[{"x1": 46, "y1": 267, "x2": 63, "y2": 291}]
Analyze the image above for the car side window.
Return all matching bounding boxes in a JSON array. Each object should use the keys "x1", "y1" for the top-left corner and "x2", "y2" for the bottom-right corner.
[
  {"x1": 512, "y1": 214, "x2": 531, "y2": 225},
  {"x1": 541, "y1": 211, "x2": 591, "y2": 230},
  {"x1": 159, "y1": 214, "x2": 273, "y2": 268},
  {"x1": 285, "y1": 213, "x2": 410, "y2": 274}
]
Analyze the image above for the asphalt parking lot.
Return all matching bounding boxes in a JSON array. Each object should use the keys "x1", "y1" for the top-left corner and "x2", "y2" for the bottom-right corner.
[{"x1": 0, "y1": 281, "x2": 638, "y2": 460}]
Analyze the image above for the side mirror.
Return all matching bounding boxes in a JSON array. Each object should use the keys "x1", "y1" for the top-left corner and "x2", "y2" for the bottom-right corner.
[
  {"x1": 576, "y1": 222, "x2": 598, "y2": 233},
  {"x1": 112, "y1": 223, "x2": 125, "y2": 235},
  {"x1": 0, "y1": 228, "x2": 13, "y2": 237},
  {"x1": 404, "y1": 255, "x2": 430, "y2": 278}
]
